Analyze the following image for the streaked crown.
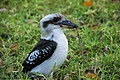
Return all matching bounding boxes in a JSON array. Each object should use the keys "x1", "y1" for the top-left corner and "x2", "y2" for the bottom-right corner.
[{"x1": 40, "y1": 13, "x2": 65, "y2": 28}]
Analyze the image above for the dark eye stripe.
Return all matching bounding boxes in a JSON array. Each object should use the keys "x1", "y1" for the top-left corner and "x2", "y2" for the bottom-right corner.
[
  {"x1": 52, "y1": 17, "x2": 61, "y2": 22},
  {"x1": 43, "y1": 20, "x2": 53, "y2": 28},
  {"x1": 43, "y1": 17, "x2": 61, "y2": 28}
]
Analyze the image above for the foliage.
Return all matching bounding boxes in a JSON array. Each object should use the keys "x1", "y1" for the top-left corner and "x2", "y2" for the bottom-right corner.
[{"x1": 0, "y1": 0, "x2": 120, "y2": 79}]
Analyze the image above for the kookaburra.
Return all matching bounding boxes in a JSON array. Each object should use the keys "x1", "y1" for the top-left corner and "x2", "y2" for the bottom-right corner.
[{"x1": 22, "y1": 13, "x2": 78, "y2": 77}]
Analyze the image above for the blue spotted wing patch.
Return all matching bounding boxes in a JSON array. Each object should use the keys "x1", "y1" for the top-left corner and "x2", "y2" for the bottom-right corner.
[
  {"x1": 28, "y1": 50, "x2": 40, "y2": 62},
  {"x1": 22, "y1": 39, "x2": 57, "y2": 73}
]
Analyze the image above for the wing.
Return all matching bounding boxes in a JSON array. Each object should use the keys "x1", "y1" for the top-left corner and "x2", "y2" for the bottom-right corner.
[{"x1": 22, "y1": 39, "x2": 57, "y2": 73}]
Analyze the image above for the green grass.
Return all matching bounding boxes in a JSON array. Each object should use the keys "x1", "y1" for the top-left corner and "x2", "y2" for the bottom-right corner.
[{"x1": 0, "y1": 0, "x2": 120, "y2": 79}]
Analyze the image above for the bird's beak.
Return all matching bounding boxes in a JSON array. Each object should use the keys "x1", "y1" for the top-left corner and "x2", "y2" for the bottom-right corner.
[{"x1": 56, "y1": 20, "x2": 78, "y2": 28}]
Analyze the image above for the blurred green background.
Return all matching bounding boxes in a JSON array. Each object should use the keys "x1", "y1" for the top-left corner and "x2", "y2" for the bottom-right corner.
[{"x1": 0, "y1": 0, "x2": 120, "y2": 79}]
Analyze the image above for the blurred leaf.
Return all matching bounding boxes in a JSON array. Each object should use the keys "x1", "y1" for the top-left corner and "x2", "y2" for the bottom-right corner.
[
  {"x1": 6, "y1": 66, "x2": 14, "y2": 73},
  {"x1": 64, "y1": 74, "x2": 70, "y2": 80},
  {"x1": 85, "y1": 71, "x2": 97, "y2": 79},
  {"x1": 83, "y1": 0, "x2": 93, "y2": 7},
  {"x1": 91, "y1": 23, "x2": 99, "y2": 31},
  {"x1": 27, "y1": 19, "x2": 33, "y2": 23},
  {"x1": 10, "y1": 43, "x2": 19, "y2": 50},
  {"x1": 91, "y1": 26, "x2": 98, "y2": 31},
  {"x1": 75, "y1": 50, "x2": 88, "y2": 55},
  {"x1": 80, "y1": 50, "x2": 88, "y2": 54}
]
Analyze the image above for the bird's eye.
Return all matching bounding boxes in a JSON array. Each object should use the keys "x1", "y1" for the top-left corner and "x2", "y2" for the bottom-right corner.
[
  {"x1": 53, "y1": 17, "x2": 61, "y2": 22},
  {"x1": 43, "y1": 20, "x2": 53, "y2": 28}
]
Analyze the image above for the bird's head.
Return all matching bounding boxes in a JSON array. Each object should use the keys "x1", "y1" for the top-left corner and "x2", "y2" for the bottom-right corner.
[{"x1": 40, "y1": 13, "x2": 78, "y2": 32}]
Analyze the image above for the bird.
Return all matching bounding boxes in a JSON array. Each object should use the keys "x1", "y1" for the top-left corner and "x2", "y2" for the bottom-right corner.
[{"x1": 22, "y1": 13, "x2": 78, "y2": 77}]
